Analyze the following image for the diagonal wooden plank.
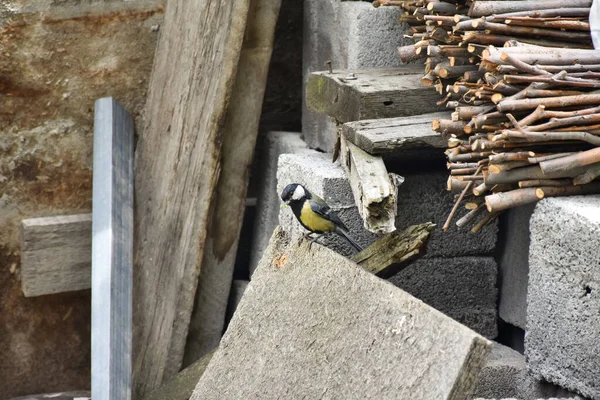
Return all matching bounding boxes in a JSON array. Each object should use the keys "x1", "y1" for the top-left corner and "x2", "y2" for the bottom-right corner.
[
  {"x1": 131, "y1": 0, "x2": 250, "y2": 397},
  {"x1": 91, "y1": 97, "x2": 135, "y2": 400},
  {"x1": 184, "y1": 0, "x2": 282, "y2": 365},
  {"x1": 21, "y1": 213, "x2": 92, "y2": 297}
]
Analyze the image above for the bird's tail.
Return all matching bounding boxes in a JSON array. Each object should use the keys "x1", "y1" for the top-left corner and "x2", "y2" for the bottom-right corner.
[{"x1": 335, "y1": 227, "x2": 363, "y2": 252}]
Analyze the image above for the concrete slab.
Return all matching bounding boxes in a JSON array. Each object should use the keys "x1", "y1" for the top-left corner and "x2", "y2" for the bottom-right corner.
[
  {"x1": 472, "y1": 342, "x2": 581, "y2": 400},
  {"x1": 191, "y1": 228, "x2": 492, "y2": 400},
  {"x1": 497, "y1": 204, "x2": 536, "y2": 330},
  {"x1": 526, "y1": 196, "x2": 600, "y2": 400},
  {"x1": 390, "y1": 257, "x2": 498, "y2": 338},
  {"x1": 302, "y1": 0, "x2": 411, "y2": 151},
  {"x1": 249, "y1": 132, "x2": 312, "y2": 275}
]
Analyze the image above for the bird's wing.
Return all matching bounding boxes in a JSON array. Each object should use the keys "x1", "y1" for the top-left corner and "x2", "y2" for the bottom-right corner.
[{"x1": 308, "y1": 193, "x2": 349, "y2": 231}]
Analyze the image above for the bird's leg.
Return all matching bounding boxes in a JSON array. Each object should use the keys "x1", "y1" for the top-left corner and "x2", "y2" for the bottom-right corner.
[
  {"x1": 298, "y1": 231, "x2": 314, "y2": 246},
  {"x1": 307, "y1": 233, "x2": 325, "y2": 250}
]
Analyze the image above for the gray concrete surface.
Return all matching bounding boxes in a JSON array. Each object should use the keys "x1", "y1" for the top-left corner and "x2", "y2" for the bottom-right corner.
[
  {"x1": 498, "y1": 204, "x2": 536, "y2": 330},
  {"x1": 390, "y1": 257, "x2": 498, "y2": 338},
  {"x1": 472, "y1": 342, "x2": 582, "y2": 400},
  {"x1": 526, "y1": 196, "x2": 600, "y2": 400},
  {"x1": 302, "y1": 0, "x2": 411, "y2": 151},
  {"x1": 249, "y1": 132, "x2": 312, "y2": 275},
  {"x1": 191, "y1": 228, "x2": 492, "y2": 400}
]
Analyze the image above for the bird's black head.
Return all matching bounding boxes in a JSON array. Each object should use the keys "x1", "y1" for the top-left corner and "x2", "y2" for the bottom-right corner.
[{"x1": 281, "y1": 183, "x2": 309, "y2": 204}]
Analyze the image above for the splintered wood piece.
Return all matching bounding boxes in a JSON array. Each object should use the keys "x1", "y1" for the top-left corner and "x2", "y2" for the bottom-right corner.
[
  {"x1": 341, "y1": 112, "x2": 449, "y2": 154},
  {"x1": 351, "y1": 222, "x2": 435, "y2": 278},
  {"x1": 21, "y1": 214, "x2": 92, "y2": 297},
  {"x1": 339, "y1": 135, "x2": 399, "y2": 234},
  {"x1": 306, "y1": 67, "x2": 444, "y2": 123},
  {"x1": 91, "y1": 97, "x2": 135, "y2": 400},
  {"x1": 132, "y1": 0, "x2": 250, "y2": 396},
  {"x1": 185, "y1": 0, "x2": 282, "y2": 367}
]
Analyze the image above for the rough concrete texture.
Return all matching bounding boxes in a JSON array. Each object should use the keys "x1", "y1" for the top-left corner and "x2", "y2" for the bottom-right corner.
[
  {"x1": 526, "y1": 196, "x2": 600, "y2": 400},
  {"x1": 473, "y1": 398, "x2": 583, "y2": 400},
  {"x1": 390, "y1": 257, "x2": 498, "y2": 338},
  {"x1": 0, "y1": 1, "x2": 162, "y2": 398},
  {"x1": 302, "y1": 0, "x2": 411, "y2": 151},
  {"x1": 277, "y1": 152, "x2": 497, "y2": 259},
  {"x1": 472, "y1": 342, "x2": 583, "y2": 400},
  {"x1": 249, "y1": 132, "x2": 313, "y2": 274},
  {"x1": 498, "y1": 204, "x2": 536, "y2": 330},
  {"x1": 395, "y1": 170, "x2": 498, "y2": 258},
  {"x1": 191, "y1": 228, "x2": 492, "y2": 400}
]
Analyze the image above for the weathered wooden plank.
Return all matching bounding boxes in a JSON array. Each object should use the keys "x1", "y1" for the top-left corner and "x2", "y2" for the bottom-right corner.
[
  {"x1": 351, "y1": 222, "x2": 435, "y2": 279},
  {"x1": 184, "y1": 0, "x2": 282, "y2": 365},
  {"x1": 132, "y1": 0, "x2": 250, "y2": 397},
  {"x1": 305, "y1": 67, "x2": 445, "y2": 123},
  {"x1": 341, "y1": 112, "x2": 450, "y2": 155},
  {"x1": 144, "y1": 350, "x2": 215, "y2": 400},
  {"x1": 339, "y1": 135, "x2": 401, "y2": 234},
  {"x1": 21, "y1": 214, "x2": 92, "y2": 297},
  {"x1": 91, "y1": 97, "x2": 134, "y2": 400}
]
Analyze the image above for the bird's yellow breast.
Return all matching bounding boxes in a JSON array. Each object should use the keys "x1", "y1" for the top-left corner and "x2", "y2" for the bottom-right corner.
[{"x1": 300, "y1": 201, "x2": 336, "y2": 233}]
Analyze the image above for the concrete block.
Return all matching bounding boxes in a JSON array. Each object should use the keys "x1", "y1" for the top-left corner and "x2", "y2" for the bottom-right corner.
[
  {"x1": 472, "y1": 342, "x2": 581, "y2": 400},
  {"x1": 191, "y1": 228, "x2": 492, "y2": 400},
  {"x1": 249, "y1": 132, "x2": 312, "y2": 274},
  {"x1": 497, "y1": 204, "x2": 536, "y2": 330},
  {"x1": 390, "y1": 257, "x2": 498, "y2": 338},
  {"x1": 526, "y1": 195, "x2": 600, "y2": 400},
  {"x1": 302, "y1": 0, "x2": 411, "y2": 151},
  {"x1": 277, "y1": 153, "x2": 498, "y2": 259},
  {"x1": 395, "y1": 171, "x2": 498, "y2": 258}
]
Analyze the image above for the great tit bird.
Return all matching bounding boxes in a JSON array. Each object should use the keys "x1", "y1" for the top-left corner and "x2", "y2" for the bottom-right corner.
[{"x1": 280, "y1": 183, "x2": 363, "y2": 252}]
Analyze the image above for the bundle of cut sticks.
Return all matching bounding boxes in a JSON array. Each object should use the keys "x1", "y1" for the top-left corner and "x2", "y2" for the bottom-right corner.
[{"x1": 379, "y1": 0, "x2": 600, "y2": 232}]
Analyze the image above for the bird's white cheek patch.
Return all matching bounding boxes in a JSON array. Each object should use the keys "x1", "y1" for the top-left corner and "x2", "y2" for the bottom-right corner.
[{"x1": 292, "y1": 185, "x2": 305, "y2": 200}]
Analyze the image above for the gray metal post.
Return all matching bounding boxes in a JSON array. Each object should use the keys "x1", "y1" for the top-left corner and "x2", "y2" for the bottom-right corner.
[{"x1": 91, "y1": 97, "x2": 134, "y2": 400}]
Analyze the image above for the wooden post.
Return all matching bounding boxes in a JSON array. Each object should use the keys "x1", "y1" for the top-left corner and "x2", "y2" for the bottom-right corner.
[
  {"x1": 131, "y1": 0, "x2": 250, "y2": 397},
  {"x1": 91, "y1": 97, "x2": 135, "y2": 400},
  {"x1": 339, "y1": 135, "x2": 401, "y2": 234},
  {"x1": 21, "y1": 213, "x2": 92, "y2": 297},
  {"x1": 184, "y1": 0, "x2": 282, "y2": 365}
]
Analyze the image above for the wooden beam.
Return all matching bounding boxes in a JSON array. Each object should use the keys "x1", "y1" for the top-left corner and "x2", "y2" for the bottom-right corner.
[
  {"x1": 184, "y1": 0, "x2": 282, "y2": 365},
  {"x1": 305, "y1": 67, "x2": 445, "y2": 124},
  {"x1": 132, "y1": 0, "x2": 250, "y2": 396},
  {"x1": 144, "y1": 350, "x2": 215, "y2": 400},
  {"x1": 21, "y1": 213, "x2": 92, "y2": 297},
  {"x1": 341, "y1": 112, "x2": 449, "y2": 155},
  {"x1": 91, "y1": 97, "x2": 135, "y2": 400},
  {"x1": 339, "y1": 135, "x2": 401, "y2": 234}
]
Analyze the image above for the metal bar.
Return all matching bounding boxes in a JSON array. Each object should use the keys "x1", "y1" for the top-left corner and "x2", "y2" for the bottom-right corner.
[{"x1": 91, "y1": 97, "x2": 134, "y2": 400}]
